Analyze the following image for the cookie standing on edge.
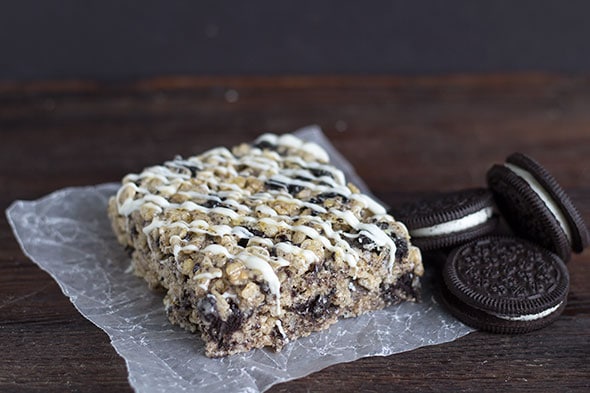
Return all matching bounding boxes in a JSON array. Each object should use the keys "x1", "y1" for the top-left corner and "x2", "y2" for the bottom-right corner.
[
  {"x1": 440, "y1": 236, "x2": 569, "y2": 333},
  {"x1": 487, "y1": 152, "x2": 590, "y2": 262},
  {"x1": 390, "y1": 188, "x2": 498, "y2": 251}
]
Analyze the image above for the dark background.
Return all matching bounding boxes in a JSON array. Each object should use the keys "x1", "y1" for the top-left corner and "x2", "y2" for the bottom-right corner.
[{"x1": 2, "y1": 0, "x2": 590, "y2": 81}]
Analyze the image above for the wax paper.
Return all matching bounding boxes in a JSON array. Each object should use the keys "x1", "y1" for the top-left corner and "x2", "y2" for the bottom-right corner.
[{"x1": 6, "y1": 126, "x2": 474, "y2": 393}]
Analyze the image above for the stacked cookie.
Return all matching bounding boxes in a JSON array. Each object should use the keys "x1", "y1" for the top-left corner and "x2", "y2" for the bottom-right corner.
[{"x1": 391, "y1": 153, "x2": 589, "y2": 333}]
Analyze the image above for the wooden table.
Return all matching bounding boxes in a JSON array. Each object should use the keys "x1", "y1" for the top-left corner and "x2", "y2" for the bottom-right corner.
[{"x1": 1, "y1": 75, "x2": 589, "y2": 392}]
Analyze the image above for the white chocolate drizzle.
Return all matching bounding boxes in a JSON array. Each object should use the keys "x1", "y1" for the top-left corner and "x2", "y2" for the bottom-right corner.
[
  {"x1": 236, "y1": 252, "x2": 282, "y2": 315},
  {"x1": 116, "y1": 133, "x2": 400, "y2": 315},
  {"x1": 275, "y1": 319, "x2": 287, "y2": 339},
  {"x1": 254, "y1": 133, "x2": 330, "y2": 163}
]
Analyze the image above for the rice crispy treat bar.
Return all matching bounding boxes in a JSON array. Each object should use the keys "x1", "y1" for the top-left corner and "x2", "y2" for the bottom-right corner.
[{"x1": 108, "y1": 133, "x2": 423, "y2": 357}]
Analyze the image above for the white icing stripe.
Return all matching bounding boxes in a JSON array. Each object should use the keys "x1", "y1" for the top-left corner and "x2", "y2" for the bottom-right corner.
[
  {"x1": 119, "y1": 194, "x2": 170, "y2": 216},
  {"x1": 248, "y1": 237, "x2": 274, "y2": 248},
  {"x1": 209, "y1": 207, "x2": 240, "y2": 220},
  {"x1": 255, "y1": 205, "x2": 278, "y2": 217},
  {"x1": 275, "y1": 319, "x2": 287, "y2": 339},
  {"x1": 302, "y1": 141, "x2": 329, "y2": 163},
  {"x1": 173, "y1": 242, "x2": 200, "y2": 259},
  {"x1": 491, "y1": 301, "x2": 562, "y2": 322},
  {"x1": 231, "y1": 226, "x2": 254, "y2": 238},
  {"x1": 142, "y1": 218, "x2": 164, "y2": 235},
  {"x1": 283, "y1": 156, "x2": 346, "y2": 185},
  {"x1": 504, "y1": 163, "x2": 573, "y2": 244},
  {"x1": 411, "y1": 207, "x2": 494, "y2": 237},
  {"x1": 254, "y1": 133, "x2": 330, "y2": 162},
  {"x1": 275, "y1": 242, "x2": 319, "y2": 263},
  {"x1": 269, "y1": 174, "x2": 352, "y2": 197},
  {"x1": 194, "y1": 271, "x2": 223, "y2": 290},
  {"x1": 202, "y1": 244, "x2": 234, "y2": 258},
  {"x1": 237, "y1": 252, "x2": 282, "y2": 315},
  {"x1": 193, "y1": 271, "x2": 222, "y2": 280},
  {"x1": 350, "y1": 194, "x2": 387, "y2": 215},
  {"x1": 275, "y1": 195, "x2": 327, "y2": 213},
  {"x1": 330, "y1": 209, "x2": 397, "y2": 269},
  {"x1": 220, "y1": 198, "x2": 252, "y2": 212},
  {"x1": 276, "y1": 134, "x2": 302, "y2": 149}
]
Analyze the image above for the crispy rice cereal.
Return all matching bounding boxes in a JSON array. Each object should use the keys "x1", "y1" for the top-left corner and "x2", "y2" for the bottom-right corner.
[{"x1": 108, "y1": 133, "x2": 423, "y2": 357}]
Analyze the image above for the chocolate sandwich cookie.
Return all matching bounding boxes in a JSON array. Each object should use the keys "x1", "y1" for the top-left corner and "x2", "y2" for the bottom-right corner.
[
  {"x1": 487, "y1": 152, "x2": 590, "y2": 262},
  {"x1": 390, "y1": 188, "x2": 498, "y2": 251},
  {"x1": 440, "y1": 236, "x2": 569, "y2": 334}
]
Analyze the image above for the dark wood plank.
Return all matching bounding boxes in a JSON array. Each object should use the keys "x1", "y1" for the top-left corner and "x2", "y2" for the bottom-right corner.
[{"x1": 1, "y1": 75, "x2": 589, "y2": 392}]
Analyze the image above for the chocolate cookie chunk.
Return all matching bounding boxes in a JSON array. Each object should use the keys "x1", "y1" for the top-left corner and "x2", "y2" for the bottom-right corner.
[
  {"x1": 441, "y1": 236, "x2": 569, "y2": 333},
  {"x1": 390, "y1": 188, "x2": 498, "y2": 251},
  {"x1": 487, "y1": 152, "x2": 590, "y2": 262}
]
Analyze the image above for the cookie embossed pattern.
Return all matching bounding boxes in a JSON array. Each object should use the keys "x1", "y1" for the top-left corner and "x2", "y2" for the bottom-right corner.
[
  {"x1": 6, "y1": 126, "x2": 474, "y2": 393},
  {"x1": 441, "y1": 236, "x2": 569, "y2": 333}
]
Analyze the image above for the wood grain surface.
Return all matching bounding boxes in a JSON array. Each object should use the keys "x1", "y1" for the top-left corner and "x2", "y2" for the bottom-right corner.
[{"x1": 1, "y1": 75, "x2": 589, "y2": 392}]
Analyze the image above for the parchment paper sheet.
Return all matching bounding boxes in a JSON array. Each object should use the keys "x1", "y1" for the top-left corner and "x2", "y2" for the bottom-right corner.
[{"x1": 7, "y1": 126, "x2": 473, "y2": 393}]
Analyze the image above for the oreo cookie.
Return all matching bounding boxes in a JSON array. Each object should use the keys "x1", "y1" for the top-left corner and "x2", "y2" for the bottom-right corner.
[
  {"x1": 487, "y1": 152, "x2": 590, "y2": 262},
  {"x1": 390, "y1": 188, "x2": 498, "y2": 251},
  {"x1": 441, "y1": 236, "x2": 569, "y2": 333}
]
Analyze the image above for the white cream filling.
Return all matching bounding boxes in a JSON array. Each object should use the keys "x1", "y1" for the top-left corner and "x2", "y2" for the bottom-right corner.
[
  {"x1": 411, "y1": 207, "x2": 494, "y2": 237},
  {"x1": 491, "y1": 301, "x2": 562, "y2": 322},
  {"x1": 504, "y1": 163, "x2": 572, "y2": 244}
]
